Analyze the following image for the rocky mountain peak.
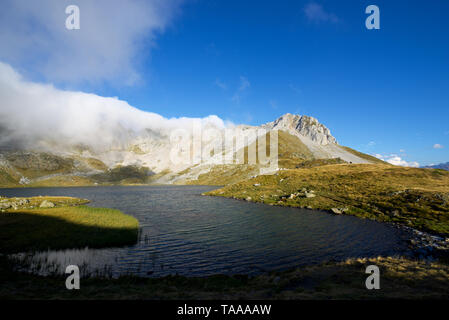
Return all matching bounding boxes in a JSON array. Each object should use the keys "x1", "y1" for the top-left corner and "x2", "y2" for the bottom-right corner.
[{"x1": 263, "y1": 113, "x2": 337, "y2": 145}]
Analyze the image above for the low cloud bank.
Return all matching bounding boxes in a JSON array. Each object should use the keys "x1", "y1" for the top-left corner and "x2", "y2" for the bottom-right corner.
[
  {"x1": 0, "y1": 62, "x2": 228, "y2": 152},
  {"x1": 375, "y1": 154, "x2": 419, "y2": 168}
]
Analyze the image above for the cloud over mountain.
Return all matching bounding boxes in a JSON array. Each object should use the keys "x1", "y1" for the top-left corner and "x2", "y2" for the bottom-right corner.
[{"x1": 0, "y1": 62, "x2": 227, "y2": 151}]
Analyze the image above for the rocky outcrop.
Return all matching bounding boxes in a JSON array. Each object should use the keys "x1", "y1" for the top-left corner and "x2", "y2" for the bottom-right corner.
[
  {"x1": 263, "y1": 113, "x2": 337, "y2": 145},
  {"x1": 0, "y1": 198, "x2": 30, "y2": 211},
  {"x1": 39, "y1": 200, "x2": 55, "y2": 208}
]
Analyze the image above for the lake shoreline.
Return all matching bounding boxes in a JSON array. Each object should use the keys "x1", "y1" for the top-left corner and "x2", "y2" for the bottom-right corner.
[{"x1": 1, "y1": 186, "x2": 448, "y2": 299}]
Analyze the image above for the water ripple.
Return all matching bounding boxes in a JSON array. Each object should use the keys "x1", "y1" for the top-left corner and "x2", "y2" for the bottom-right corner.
[{"x1": 2, "y1": 185, "x2": 413, "y2": 277}]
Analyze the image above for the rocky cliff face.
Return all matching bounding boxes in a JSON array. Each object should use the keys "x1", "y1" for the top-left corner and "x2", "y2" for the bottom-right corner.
[{"x1": 263, "y1": 113, "x2": 337, "y2": 145}]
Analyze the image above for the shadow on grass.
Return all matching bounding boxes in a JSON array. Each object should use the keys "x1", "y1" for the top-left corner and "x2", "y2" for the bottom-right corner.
[{"x1": 0, "y1": 211, "x2": 138, "y2": 254}]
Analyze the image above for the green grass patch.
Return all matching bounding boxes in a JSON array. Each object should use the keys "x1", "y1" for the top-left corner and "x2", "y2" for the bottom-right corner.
[{"x1": 0, "y1": 205, "x2": 139, "y2": 253}]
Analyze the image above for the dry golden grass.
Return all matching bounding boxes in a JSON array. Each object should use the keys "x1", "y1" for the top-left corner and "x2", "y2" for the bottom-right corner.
[{"x1": 206, "y1": 164, "x2": 449, "y2": 235}]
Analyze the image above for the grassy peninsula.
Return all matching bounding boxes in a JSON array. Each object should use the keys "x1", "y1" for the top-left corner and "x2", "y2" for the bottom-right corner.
[
  {"x1": 0, "y1": 196, "x2": 139, "y2": 253},
  {"x1": 205, "y1": 163, "x2": 449, "y2": 236}
]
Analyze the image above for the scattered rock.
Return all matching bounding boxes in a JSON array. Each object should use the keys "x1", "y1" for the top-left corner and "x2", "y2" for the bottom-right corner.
[
  {"x1": 19, "y1": 176, "x2": 30, "y2": 185},
  {"x1": 40, "y1": 200, "x2": 55, "y2": 208},
  {"x1": 245, "y1": 197, "x2": 252, "y2": 201},
  {"x1": 305, "y1": 191, "x2": 316, "y2": 198},
  {"x1": 331, "y1": 208, "x2": 342, "y2": 214},
  {"x1": 0, "y1": 202, "x2": 11, "y2": 210},
  {"x1": 0, "y1": 198, "x2": 32, "y2": 210}
]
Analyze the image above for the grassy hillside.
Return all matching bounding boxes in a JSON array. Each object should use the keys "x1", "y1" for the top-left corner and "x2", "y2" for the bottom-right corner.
[
  {"x1": 0, "y1": 153, "x2": 154, "y2": 187},
  {"x1": 206, "y1": 164, "x2": 449, "y2": 235},
  {"x1": 185, "y1": 131, "x2": 353, "y2": 185},
  {"x1": 1, "y1": 131, "x2": 385, "y2": 187},
  {"x1": 26, "y1": 176, "x2": 96, "y2": 187},
  {"x1": 90, "y1": 165, "x2": 153, "y2": 184},
  {"x1": 4, "y1": 152, "x2": 76, "y2": 179},
  {"x1": 341, "y1": 146, "x2": 386, "y2": 164},
  {"x1": 184, "y1": 164, "x2": 260, "y2": 185},
  {"x1": 0, "y1": 170, "x2": 19, "y2": 187}
]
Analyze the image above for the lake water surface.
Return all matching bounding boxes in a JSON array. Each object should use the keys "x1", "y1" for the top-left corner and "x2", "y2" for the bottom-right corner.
[{"x1": 1, "y1": 186, "x2": 413, "y2": 277}]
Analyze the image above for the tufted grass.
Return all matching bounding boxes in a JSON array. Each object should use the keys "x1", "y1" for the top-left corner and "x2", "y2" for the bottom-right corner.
[
  {"x1": 205, "y1": 164, "x2": 449, "y2": 236},
  {"x1": 0, "y1": 199, "x2": 139, "y2": 253}
]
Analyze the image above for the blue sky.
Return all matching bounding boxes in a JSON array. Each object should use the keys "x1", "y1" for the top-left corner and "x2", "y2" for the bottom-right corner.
[{"x1": 0, "y1": 0, "x2": 448, "y2": 166}]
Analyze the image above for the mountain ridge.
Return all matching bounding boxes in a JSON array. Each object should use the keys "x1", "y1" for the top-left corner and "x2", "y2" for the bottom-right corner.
[
  {"x1": 422, "y1": 162, "x2": 449, "y2": 171},
  {"x1": 0, "y1": 113, "x2": 379, "y2": 187}
]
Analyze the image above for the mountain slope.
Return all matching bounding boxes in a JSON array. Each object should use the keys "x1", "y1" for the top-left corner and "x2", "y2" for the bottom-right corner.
[
  {"x1": 262, "y1": 113, "x2": 372, "y2": 164},
  {"x1": 0, "y1": 113, "x2": 381, "y2": 187}
]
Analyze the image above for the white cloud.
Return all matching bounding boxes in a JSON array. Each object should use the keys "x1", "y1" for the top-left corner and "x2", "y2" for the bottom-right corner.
[
  {"x1": 375, "y1": 154, "x2": 419, "y2": 168},
  {"x1": 0, "y1": 62, "x2": 228, "y2": 151},
  {"x1": 239, "y1": 76, "x2": 250, "y2": 91},
  {"x1": 304, "y1": 2, "x2": 339, "y2": 24},
  {"x1": 289, "y1": 84, "x2": 302, "y2": 94},
  {"x1": 214, "y1": 79, "x2": 227, "y2": 90},
  {"x1": 0, "y1": 0, "x2": 182, "y2": 85},
  {"x1": 433, "y1": 144, "x2": 444, "y2": 149},
  {"x1": 231, "y1": 76, "x2": 251, "y2": 103}
]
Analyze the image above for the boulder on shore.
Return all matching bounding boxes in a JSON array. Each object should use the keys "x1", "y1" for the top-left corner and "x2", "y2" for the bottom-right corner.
[
  {"x1": 331, "y1": 208, "x2": 342, "y2": 214},
  {"x1": 40, "y1": 200, "x2": 55, "y2": 208},
  {"x1": 305, "y1": 191, "x2": 316, "y2": 198}
]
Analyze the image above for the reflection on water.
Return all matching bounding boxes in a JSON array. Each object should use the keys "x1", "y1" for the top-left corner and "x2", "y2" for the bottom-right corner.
[{"x1": 2, "y1": 186, "x2": 413, "y2": 277}]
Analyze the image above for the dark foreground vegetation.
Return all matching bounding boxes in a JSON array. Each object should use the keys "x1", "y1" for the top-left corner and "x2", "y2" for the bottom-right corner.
[{"x1": 1, "y1": 255, "x2": 448, "y2": 299}]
